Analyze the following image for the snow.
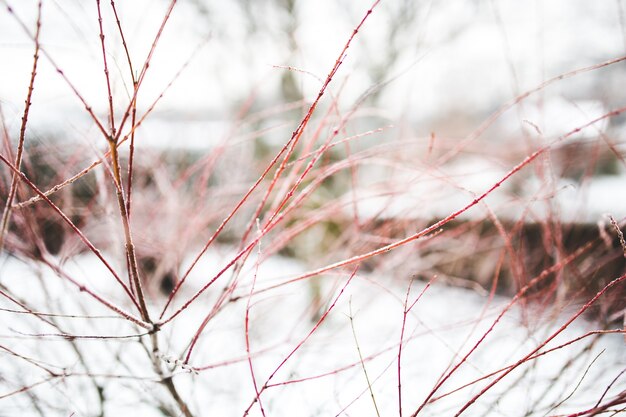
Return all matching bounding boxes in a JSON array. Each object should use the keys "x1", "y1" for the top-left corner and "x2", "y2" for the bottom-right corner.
[{"x1": 1, "y1": 251, "x2": 624, "y2": 417}]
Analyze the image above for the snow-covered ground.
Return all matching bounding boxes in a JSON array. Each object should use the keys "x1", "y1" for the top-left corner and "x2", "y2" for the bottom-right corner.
[{"x1": 1, "y1": 251, "x2": 624, "y2": 417}]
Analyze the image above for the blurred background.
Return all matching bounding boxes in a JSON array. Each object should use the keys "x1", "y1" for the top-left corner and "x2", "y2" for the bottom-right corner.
[
  {"x1": 2, "y1": 0, "x2": 626, "y2": 298},
  {"x1": 2, "y1": 1, "x2": 625, "y2": 142}
]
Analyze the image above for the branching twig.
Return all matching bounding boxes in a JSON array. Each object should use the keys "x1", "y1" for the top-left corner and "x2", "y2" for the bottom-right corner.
[{"x1": 0, "y1": 0, "x2": 42, "y2": 252}]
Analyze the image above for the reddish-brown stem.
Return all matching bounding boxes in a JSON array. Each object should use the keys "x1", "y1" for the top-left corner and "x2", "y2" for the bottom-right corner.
[
  {"x1": 109, "y1": 0, "x2": 137, "y2": 216},
  {"x1": 0, "y1": 344, "x2": 57, "y2": 376},
  {"x1": 561, "y1": 391, "x2": 626, "y2": 417},
  {"x1": 251, "y1": 105, "x2": 626, "y2": 297},
  {"x1": 41, "y1": 258, "x2": 150, "y2": 329},
  {"x1": 428, "y1": 330, "x2": 624, "y2": 404},
  {"x1": 0, "y1": 152, "x2": 139, "y2": 309},
  {"x1": 2, "y1": 2, "x2": 108, "y2": 137},
  {"x1": 217, "y1": 88, "x2": 346, "y2": 329},
  {"x1": 107, "y1": 139, "x2": 150, "y2": 324},
  {"x1": 232, "y1": 95, "x2": 336, "y2": 281},
  {"x1": 104, "y1": 4, "x2": 193, "y2": 414},
  {"x1": 13, "y1": 40, "x2": 203, "y2": 211},
  {"x1": 454, "y1": 273, "x2": 626, "y2": 417},
  {"x1": 254, "y1": 18, "x2": 374, "y2": 241},
  {"x1": 241, "y1": 267, "x2": 358, "y2": 416},
  {"x1": 0, "y1": 0, "x2": 42, "y2": 252},
  {"x1": 410, "y1": 238, "x2": 596, "y2": 416},
  {"x1": 112, "y1": 0, "x2": 178, "y2": 144},
  {"x1": 159, "y1": 152, "x2": 371, "y2": 325},
  {"x1": 593, "y1": 368, "x2": 626, "y2": 410},
  {"x1": 158, "y1": 126, "x2": 297, "y2": 318},
  {"x1": 243, "y1": 225, "x2": 267, "y2": 417},
  {"x1": 160, "y1": 0, "x2": 382, "y2": 321},
  {"x1": 398, "y1": 277, "x2": 436, "y2": 417},
  {"x1": 440, "y1": 54, "x2": 626, "y2": 164},
  {"x1": 0, "y1": 375, "x2": 58, "y2": 400},
  {"x1": 96, "y1": 0, "x2": 116, "y2": 136}
]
